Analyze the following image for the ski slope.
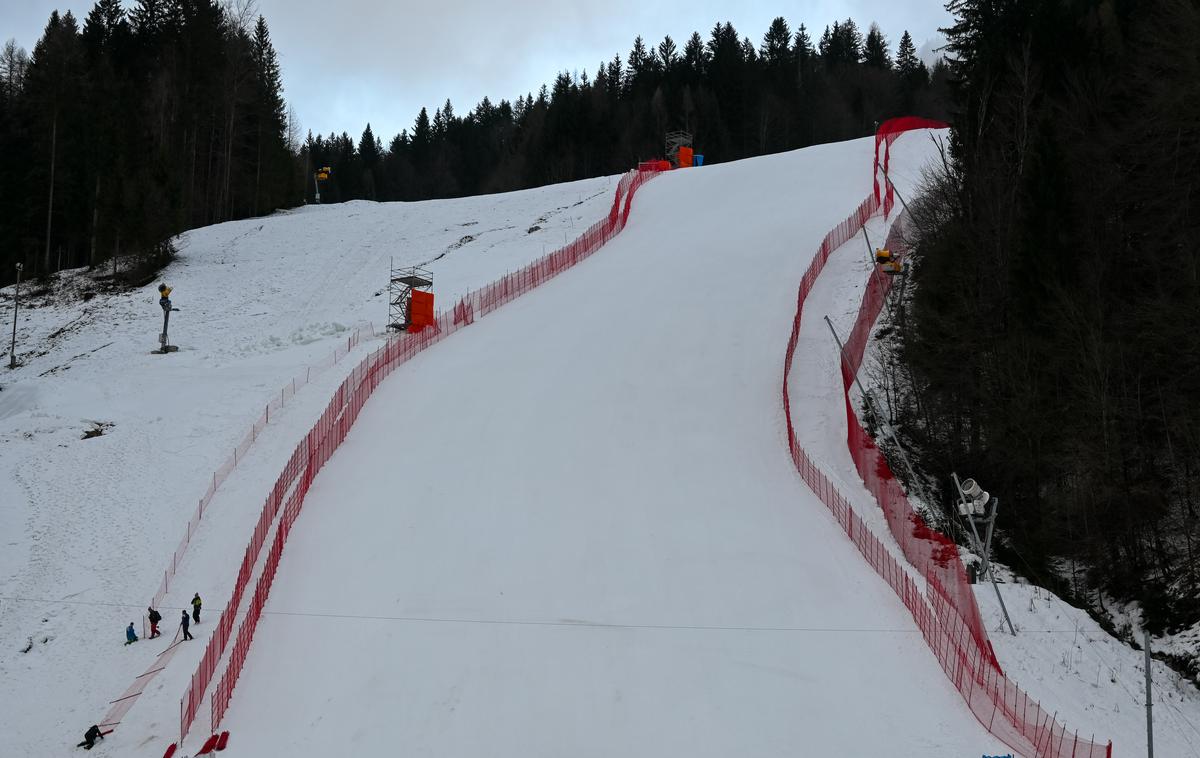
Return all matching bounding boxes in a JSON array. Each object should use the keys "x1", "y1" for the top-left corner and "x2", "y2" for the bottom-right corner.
[
  {"x1": 0, "y1": 176, "x2": 618, "y2": 757},
  {"x1": 180, "y1": 137, "x2": 1012, "y2": 756},
  {"x1": 6, "y1": 133, "x2": 1197, "y2": 756}
]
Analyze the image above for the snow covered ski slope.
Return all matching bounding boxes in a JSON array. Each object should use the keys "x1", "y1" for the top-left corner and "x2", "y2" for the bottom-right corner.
[
  {"x1": 8, "y1": 130, "x2": 1193, "y2": 756},
  {"x1": 166, "y1": 136, "x2": 1014, "y2": 757},
  {"x1": 0, "y1": 176, "x2": 620, "y2": 757}
]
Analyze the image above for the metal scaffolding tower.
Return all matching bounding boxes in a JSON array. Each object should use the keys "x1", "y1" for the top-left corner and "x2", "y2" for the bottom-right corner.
[
  {"x1": 388, "y1": 261, "x2": 433, "y2": 332},
  {"x1": 665, "y1": 130, "x2": 693, "y2": 167}
]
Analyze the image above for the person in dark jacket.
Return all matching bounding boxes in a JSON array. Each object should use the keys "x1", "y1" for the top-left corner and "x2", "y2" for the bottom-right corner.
[
  {"x1": 191, "y1": 593, "x2": 202, "y2": 623},
  {"x1": 124, "y1": 622, "x2": 138, "y2": 645},
  {"x1": 147, "y1": 606, "x2": 162, "y2": 638},
  {"x1": 180, "y1": 610, "x2": 193, "y2": 640},
  {"x1": 77, "y1": 724, "x2": 105, "y2": 749}
]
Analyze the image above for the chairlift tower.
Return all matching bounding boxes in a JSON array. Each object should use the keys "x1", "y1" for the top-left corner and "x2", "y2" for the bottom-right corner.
[
  {"x1": 665, "y1": 130, "x2": 693, "y2": 167},
  {"x1": 388, "y1": 260, "x2": 433, "y2": 332}
]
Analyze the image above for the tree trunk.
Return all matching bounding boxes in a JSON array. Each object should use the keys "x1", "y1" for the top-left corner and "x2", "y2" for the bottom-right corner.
[
  {"x1": 90, "y1": 175, "x2": 100, "y2": 268},
  {"x1": 43, "y1": 111, "x2": 58, "y2": 274}
]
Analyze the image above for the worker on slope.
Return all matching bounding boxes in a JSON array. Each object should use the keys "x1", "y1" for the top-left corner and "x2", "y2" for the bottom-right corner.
[
  {"x1": 180, "y1": 610, "x2": 193, "y2": 640},
  {"x1": 147, "y1": 606, "x2": 162, "y2": 638},
  {"x1": 191, "y1": 592, "x2": 202, "y2": 623},
  {"x1": 76, "y1": 724, "x2": 105, "y2": 750},
  {"x1": 124, "y1": 622, "x2": 138, "y2": 645}
]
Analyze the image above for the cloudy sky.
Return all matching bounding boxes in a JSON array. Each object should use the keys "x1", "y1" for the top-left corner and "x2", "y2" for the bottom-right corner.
[{"x1": 3, "y1": 1, "x2": 952, "y2": 142}]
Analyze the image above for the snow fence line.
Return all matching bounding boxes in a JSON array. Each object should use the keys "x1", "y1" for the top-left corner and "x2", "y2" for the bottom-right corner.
[
  {"x1": 100, "y1": 326, "x2": 374, "y2": 733},
  {"x1": 149, "y1": 325, "x2": 374, "y2": 613},
  {"x1": 779, "y1": 118, "x2": 1112, "y2": 757},
  {"x1": 168, "y1": 165, "x2": 665, "y2": 745}
]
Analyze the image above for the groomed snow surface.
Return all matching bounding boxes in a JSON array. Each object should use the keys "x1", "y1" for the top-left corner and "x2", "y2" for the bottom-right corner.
[
  {"x1": 1, "y1": 134, "x2": 1196, "y2": 756},
  {"x1": 202, "y1": 137, "x2": 1008, "y2": 757}
]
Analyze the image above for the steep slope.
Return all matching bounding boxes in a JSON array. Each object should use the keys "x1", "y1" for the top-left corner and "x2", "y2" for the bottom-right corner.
[{"x1": 191, "y1": 138, "x2": 1010, "y2": 756}]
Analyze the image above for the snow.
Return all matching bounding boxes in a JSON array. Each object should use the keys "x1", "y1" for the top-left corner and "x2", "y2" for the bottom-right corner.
[
  {"x1": 1, "y1": 131, "x2": 1196, "y2": 757},
  {"x1": 159, "y1": 138, "x2": 1008, "y2": 757},
  {"x1": 976, "y1": 583, "x2": 1200, "y2": 757},
  {"x1": 0, "y1": 175, "x2": 617, "y2": 756}
]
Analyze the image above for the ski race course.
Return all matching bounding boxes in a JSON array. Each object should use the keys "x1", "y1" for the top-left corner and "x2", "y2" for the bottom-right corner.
[{"x1": 5, "y1": 129, "x2": 1200, "y2": 756}]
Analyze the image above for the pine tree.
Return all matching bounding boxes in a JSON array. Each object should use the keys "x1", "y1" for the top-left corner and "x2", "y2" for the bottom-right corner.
[
  {"x1": 359, "y1": 122, "x2": 380, "y2": 199},
  {"x1": 760, "y1": 16, "x2": 792, "y2": 67},
  {"x1": 657, "y1": 35, "x2": 679, "y2": 71},
  {"x1": 130, "y1": 0, "x2": 166, "y2": 39},
  {"x1": 863, "y1": 23, "x2": 891, "y2": 69},
  {"x1": 683, "y1": 31, "x2": 708, "y2": 75},
  {"x1": 895, "y1": 31, "x2": 927, "y2": 87},
  {"x1": 794, "y1": 24, "x2": 814, "y2": 72}
]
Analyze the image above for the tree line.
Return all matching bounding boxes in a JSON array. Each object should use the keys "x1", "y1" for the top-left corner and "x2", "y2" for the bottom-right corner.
[
  {"x1": 0, "y1": 0, "x2": 293, "y2": 287},
  {"x1": 1, "y1": 5, "x2": 949, "y2": 286},
  {"x1": 303, "y1": 18, "x2": 949, "y2": 204},
  {"x1": 893, "y1": 0, "x2": 1200, "y2": 641}
]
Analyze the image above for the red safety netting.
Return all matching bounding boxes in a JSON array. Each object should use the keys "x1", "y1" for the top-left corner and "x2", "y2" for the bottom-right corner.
[
  {"x1": 783, "y1": 120, "x2": 1112, "y2": 757},
  {"x1": 101, "y1": 327, "x2": 372, "y2": 733},
  {"x1": 840, "y1": 215, "x2": 1112, "y2": 757},
  {"x1": 173, "y1": 165, "x2": 664, "y2": 743},
  {"x1": 874, "y1": 116, "x2": 948, "y2": 217}
]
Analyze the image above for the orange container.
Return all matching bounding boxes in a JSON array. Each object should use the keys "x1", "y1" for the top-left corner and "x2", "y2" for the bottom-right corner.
[{"x1": 678, "y1": 146, "x2": 694, "y2": 167}]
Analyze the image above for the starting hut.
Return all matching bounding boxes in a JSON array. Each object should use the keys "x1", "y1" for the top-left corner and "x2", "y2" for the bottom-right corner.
[{"x1": 388, "y1": 262, "x2": 433, "y2": 332}]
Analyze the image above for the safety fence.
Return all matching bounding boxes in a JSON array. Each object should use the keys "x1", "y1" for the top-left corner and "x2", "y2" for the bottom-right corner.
[
  {"x1": 782, "y1": 120, "x2": 1112, "y2": 756},
  {"x1": 150, "y1": 326, "x2": 373, "y2": 612},
  {"x1": 175, "y1": 165, "x2": 663, "y2": 743},
  {"x1": 98, "y1": 330, "x2": 375, "y2": 734},
  {"x1": 840, "y1": 214, "x2": 1111, "y2": 757}
]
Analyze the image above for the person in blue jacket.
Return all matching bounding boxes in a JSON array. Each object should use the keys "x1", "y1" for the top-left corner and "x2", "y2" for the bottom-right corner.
[
  {"x1": 124, "y1": 622, "x2": 138, "y2": 645},
  {"x1": 180, "y1": 610, "x2": 193, "y2": 640}
]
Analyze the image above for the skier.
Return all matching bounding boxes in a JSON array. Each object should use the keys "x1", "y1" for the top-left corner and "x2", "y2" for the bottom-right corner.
[
  {"x1": 147, "y1": 606, "x2": 162, "y2": 638},
  {"x1": 124, "y1": 622, "x2": 138, "y2": 645},
  {"x1": 76, "y1": 724, "x2": 105, "y2": 750},
  {"x1": 180, "y1": 610, "x2": 193, "y2": 641},
  {"x1": 191, "y1": 592, "x2": 202, "y2": 623}
]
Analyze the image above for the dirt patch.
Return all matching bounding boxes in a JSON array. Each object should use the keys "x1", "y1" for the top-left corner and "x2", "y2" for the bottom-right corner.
[{"x1": 82, "y1": 421, "x2": 114, "y2": 440}]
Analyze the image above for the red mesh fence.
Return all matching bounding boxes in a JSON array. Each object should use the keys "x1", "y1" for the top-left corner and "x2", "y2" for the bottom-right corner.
[
  {"x1": 175, "y1": 165, "x2": 664, "y2": 742},
  {"x1": 150, "y1": 327, "x2": 371, "y2": 613},
  {"x1": 100, "y1": 331, "x2": 373, "y2": 733},
  {"x1": 873, "y1": 116, "x2": 948, "y2": 218},
  {"x1": 783, "y1": 121, "x2": 1112, "y2": 756}
]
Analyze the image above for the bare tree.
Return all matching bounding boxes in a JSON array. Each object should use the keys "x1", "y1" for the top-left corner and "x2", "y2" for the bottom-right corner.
[{"x1": 0, "y1": 39, "x2": 28, "y2": 100}]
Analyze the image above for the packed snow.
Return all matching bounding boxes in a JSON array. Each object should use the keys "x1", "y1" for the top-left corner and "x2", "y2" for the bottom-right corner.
[{"x1": 0, "y1": 133, "x2": 1196, "y2": 757}]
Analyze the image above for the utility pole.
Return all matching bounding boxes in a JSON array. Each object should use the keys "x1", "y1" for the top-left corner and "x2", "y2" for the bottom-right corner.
[
  {"x1": 9, "y1": 262, "x2": 22, "y2": 369},
  {"x1": 1145, "y1": 629, "x2": 1154, "y2": 758}
]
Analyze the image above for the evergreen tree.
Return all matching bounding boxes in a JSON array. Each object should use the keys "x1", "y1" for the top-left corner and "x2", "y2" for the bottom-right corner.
[
  {"x1": 760, "y1": 17, "x2": 792, "y2": 66},
  {"x1": 895, "y1": 30, "x2": 925, "y2": 84},
  {"x1": 682, "y1": 31, "x2": 708, "y2": 76},
  {"x1": 863, "y1": 23, "x2": 891, "y2": 69},
  {"x1": 657, "y1": 35, "x2": 679, "y2": 71}
]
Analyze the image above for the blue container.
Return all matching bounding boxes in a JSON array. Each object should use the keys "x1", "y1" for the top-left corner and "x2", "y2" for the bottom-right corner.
[{"x1": 694, "y1": 154, "x2": 705, "y2": 166}]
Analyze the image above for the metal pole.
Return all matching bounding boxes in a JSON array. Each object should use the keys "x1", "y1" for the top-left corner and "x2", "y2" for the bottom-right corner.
[
  {"x1": 859, "y1": 223, "x2": 876, "y2": 266},
  {"x1": 161, "y1": 307, "x2": 170, "y2": 350},
  {"x1": 827, "y1": 315, "x2": 926, "y2": 500},
  {"x1": 1145, "y1": 629, "x2": 1154, "y2": 758},
  {"x1": 313, "y1": 172, "x2": 321, "y2": 204},
  {"x1": 980, "y1": 496, "x2": 999, "y2": 576},
  {"x1": 9, "y1": 263, "x2": 21, "y2": 369},
  {"x1": 953, "y1": 472, "x2": 1016, "y2": 635},
  {"x1": 880, "y1": 165, "x2": 914, "y2": 218}
]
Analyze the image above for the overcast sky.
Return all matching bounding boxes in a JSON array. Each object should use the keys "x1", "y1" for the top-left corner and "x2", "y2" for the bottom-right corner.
[{"x1": 3, "y1": 1, "x2": 952, "y2": 143}]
